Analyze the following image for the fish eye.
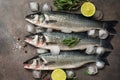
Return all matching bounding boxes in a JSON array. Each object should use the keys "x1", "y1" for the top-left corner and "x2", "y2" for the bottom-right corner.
[
  {"x1": 39, "y1": 15, "x2": 45, "y2": 22},
  {"x1": 39, "y1": 36, "x2": 43, "y2": 40},
  {"x1": 30, "y1": 36, "x2": 35, "y2": 39},
  {"x1": 38, "y1": 35, "x2": 46, "y2": 42},
  {"x1": 40, "y1": 36, "x2": 43, "y2": 39},
  {"x1": 30, "y1": 15, "x2": 35, "y2": 19}
]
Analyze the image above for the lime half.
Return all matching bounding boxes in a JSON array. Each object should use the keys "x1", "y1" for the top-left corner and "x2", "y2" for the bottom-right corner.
[
  {"x1": 81, "y1": 2, "x2": 96, "y2": 17},
  {"x1": 51, "y1": 69, "x2": 66, "y2": 80}
]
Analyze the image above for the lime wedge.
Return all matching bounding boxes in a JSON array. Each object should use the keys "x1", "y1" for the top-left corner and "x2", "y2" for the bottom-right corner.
[
  {"x1": 51, "y1": 69, "x2": 66, "y2": 80},
  {"x1": 81, "y1": 2, "x2": 96, "y2": 17}
]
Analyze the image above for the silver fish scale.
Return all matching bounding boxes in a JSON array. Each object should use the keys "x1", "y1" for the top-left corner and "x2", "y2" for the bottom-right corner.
[
  {"x1": 39, "y1": 51, "x2": 96, "y2": 66},
  {"x1": 43, "y1": 32, "x2": 100, "y2": 44},
  {"x1": 45, "y1": 11, "x2": 103, "y2": 29}
]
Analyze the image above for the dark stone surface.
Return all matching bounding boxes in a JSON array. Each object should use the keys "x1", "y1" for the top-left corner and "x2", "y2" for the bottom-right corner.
[{"x1": 0, "y1": 0, "x2": 120, "y2": 80}]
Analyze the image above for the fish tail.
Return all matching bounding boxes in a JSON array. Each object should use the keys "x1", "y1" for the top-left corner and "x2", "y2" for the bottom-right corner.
[
  {"x1": 103, "y1": 20, "x2": 118, "y2": 34},
  {"x1": 96, "y1": 52, "x2": 110, "y2": 65},
  {"x1": 101, "y1": 35, "x2": 113, "y2": 50}
]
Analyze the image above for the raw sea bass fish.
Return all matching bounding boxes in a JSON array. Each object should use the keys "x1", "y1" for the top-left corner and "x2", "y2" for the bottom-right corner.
[
  {"x1": 24, "y1": 32, "x2": 111, "y2": 51},
  {"x1": 24, "y1": 51, "x2": 100, "y2": 70},
  {"x1": 25, "y1": 11, "x2": 118, "y2": 33}
]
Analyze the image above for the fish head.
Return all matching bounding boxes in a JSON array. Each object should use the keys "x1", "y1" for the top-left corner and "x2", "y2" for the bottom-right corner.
[
  {"x1": 24, "y1": 58, "x2": 45, "y2": 70},
  {"x1": 24, "y1": 55, "x2": 53, "y2": 70},
  {"x1": 24, "y1": 33, "x2": 46, "y2": 47},
  {"x1": 25, "y1": 12, "x2": 45, "y2": 25}
]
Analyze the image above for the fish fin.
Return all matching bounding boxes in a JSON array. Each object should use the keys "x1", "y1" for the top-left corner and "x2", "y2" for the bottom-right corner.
[
  {"x1": 40, "y1": 56, "x2": 56, "y2": 65},
  {"x1": 44, "y1": 14, "x2": 50, "y2": 21},
  {"x1": 101, "y1": 35, "x2": 114, "y2": 50},
  {"x1": 97, "y1": 52, "x2": 110, "y2": 65},
  {"x1": 103, "y1": 20, "x2": 118, "y2": 34},
  {"x1": 40, "y1": 56, "x2": 49, "y2": 64}
]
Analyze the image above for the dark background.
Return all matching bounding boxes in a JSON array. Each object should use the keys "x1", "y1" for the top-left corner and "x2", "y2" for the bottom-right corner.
[{"x1": 0, "y1": 0, "x2": 120, "y2": 80}]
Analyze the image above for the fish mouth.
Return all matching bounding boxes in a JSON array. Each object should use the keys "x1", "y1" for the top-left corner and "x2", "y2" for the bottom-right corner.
[
  {"x1": 25, "y1": 18, "x2": 41, "y2": 26},
  {"x1": 25, "y1": 14, "x2": 35, "y2": 24},
  {"x1": 24, "y1": 64, "x2": 41, "y2": 70},
  {"x1": 25, "y1": 18, "x2": 33, "y2": 23}
]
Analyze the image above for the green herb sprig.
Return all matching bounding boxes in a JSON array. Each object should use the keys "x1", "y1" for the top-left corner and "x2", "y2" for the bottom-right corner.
[
  {"x1": 62, "y1": 37, "x2": 80, "y2": 47},
  {"x1": 83, "y1": 70, "x2": 89, "y2": 76},
  {"x1": 53, "y1": 0, "x2": 88, "y2": 11}
]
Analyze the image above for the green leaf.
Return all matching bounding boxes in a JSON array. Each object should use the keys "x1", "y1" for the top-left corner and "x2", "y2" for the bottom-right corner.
[
  {"x1": 53, "y1": 0, "x2": 86, "y2": 11},
  {"x1": 53, "y1": 0, "x2": 88, "y2": 11},
  {"x1": 57, "y1": 5, "x2": 63, "y2": 10},
  {"x1": 62, "y1": 37, "x2": 80, "y2": 47},
  {"x1": 83, "y1": 71, "x2": 89, "y2": 76},
  {"x1": 69, "y1": 38, "x2": 79, "y2": 47},
  {"x1": 73, "y1": 77, "x2": 78, "y2": 80},
  {"x1": 59, "y1": 0, "x2": 68, "y2": 3}
]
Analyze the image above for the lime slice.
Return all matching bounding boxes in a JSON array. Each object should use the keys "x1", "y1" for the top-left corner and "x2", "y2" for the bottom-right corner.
[
  {"x1": 81, "y1": 2, "x2": 96, "y2": 17},
  {"x1": 51, "y1": 69, "x2": 66, "y2": 80}
]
